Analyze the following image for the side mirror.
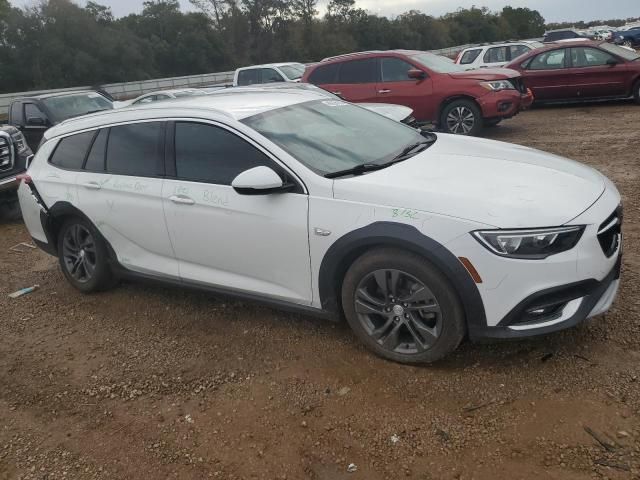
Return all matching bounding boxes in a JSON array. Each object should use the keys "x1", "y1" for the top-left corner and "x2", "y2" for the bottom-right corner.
[
  {"x1": 606, "y1": 58, "x2": 618, "y2": 66},
  {"x1": 408, "y1": 69, "x2": 426, "y2": 80},
  {"x1": 232, "y1": 166, "x2": 294, "y2": 195},
  {"x1": 26, "y1": 117, "x2": 46, "y2": 127}
]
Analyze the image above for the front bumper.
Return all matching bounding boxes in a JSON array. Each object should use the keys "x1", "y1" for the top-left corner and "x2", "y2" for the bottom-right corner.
[
  {"x1": 477, "y1": 90, "x2": 524, "y2": 120},
  {"x1": 0, "y1": 174, "x2": 21, "y2": 194}
]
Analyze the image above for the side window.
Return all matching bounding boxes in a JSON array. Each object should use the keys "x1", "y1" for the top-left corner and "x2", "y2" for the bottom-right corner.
[
  {"x1": 261, "y1": 68, "x2": 284, "y2": 83},
  {"x1": 571, "y1": 47, "x2": 615, "y2": 67},
  {"x1": 49, "y1": 131, "x2": 96, "y2": 170},
  {"x1": 459, "y1": 49, "x2": 482, "y2": 65},
  {"x1": 483, "y1": 46, "x2": 508, "y2": 64},
  {"x1": 24, "y1": 103, "x2": 47, "y2": 123},
  {"x1": 380, "y1": 57, "x2": 415, "y2": 82},
  {"x1": 308, "y1": 63, "x2": 339, "y2": 84},
  {"x1": 155, "y1": 94, "x2": 170, "y2": 100},
  {"x1": 337, "y1": 58, "x2": 377, "y2": 84},
  {"x1": 510, "y1": 44, "x2": 530, "y2": 59},
  {"x1": 10, "y1": 102, "x2": 24, "y2": 125},
  {"x1": 85, "y1": 129, "x2": 108, "y2": 172},
  {"x1": 106, "y1": 122, "x2": 164, "y2": 177},
  {"x1": 528, "y1": 49, "x2": 567, "y2": 70},
  {"x1": 175, "y1": 122, "x2": 277, "y2": 185},
  {"x1": 237, "y1": 69, "x2": 260, "y2": 86}
]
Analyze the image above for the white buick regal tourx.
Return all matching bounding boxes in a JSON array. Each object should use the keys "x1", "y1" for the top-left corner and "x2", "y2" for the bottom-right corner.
[{"x1": 18, "y1": 89, "x2": 622, "y2": 363}]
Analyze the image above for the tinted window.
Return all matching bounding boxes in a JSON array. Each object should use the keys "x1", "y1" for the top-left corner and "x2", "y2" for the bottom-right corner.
[
  {"x1": 10, "y1": 102, "x2": 24, "y2": 125},
  {"x1": 571, "y1": 47, "x2": 615, "y2": 67},
  {"x1": 460, "y1": 49, "x2": 482, "y2": 65},
  {"x1": 308, "y1": 63, "x2": 339, "y2": 84},
  {"x1": 528, "y1": 49, "x2": 567, "y2": 70},
  {"x1": 510, "y1": 44, "x2": 531, "y2": 59},
  {"x1": 237, "y1": 69, "x2": 260, "y2": 86},
  {"x1": 483, "y1": 46, "x2": 508, "y2": 63},
  {"x1": 175, "y1": 122, "x2": 274, "y2": 185},
  {"x1": 25, "y1": 103, "x2": 46, "y2": 121},
  {"x1": 381, "y1": 57, "x2": 415, "y2": 82},
  {"x1": 337, "y1": 58, "x2": 377, "y2": 84},
  {"x1": 42, "y1": 93, "x2": 112, "y2": 123},
  {"x1": 106, "y1": 122, "x2": 163, "y2": 176},
  {"x1": 261, "y1": 68, "x2": 284, "y2": 83},
  {"x1": 50, "y1": 131, "x2": 96, "y2": 170},
  {"x1": 85, "y1": 129, "x2": 108, "y2": 172}
]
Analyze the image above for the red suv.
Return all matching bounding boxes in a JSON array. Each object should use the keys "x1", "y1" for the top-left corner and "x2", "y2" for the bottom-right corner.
[{"x1": 302, "y1": 50, "x2": 533, "y2": 135}]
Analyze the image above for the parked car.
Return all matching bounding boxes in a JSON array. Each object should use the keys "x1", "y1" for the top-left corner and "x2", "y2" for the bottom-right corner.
[
  {"x1": 122, "y1": 89, "x2": 204, "y2": 107},
  {"x1": 505, "y1": 40, "x2": 640, "y2": 104},
  {"x1": 302, "y1": 50, "x2": 533, "y2": 135},
  {"x1": 455, "y1": 41, "x2": 543, "y2": 69},
  {"x1": 612, "y1": 28, "x2": 640, "y2": 49},
  {"x1": 208, "y1": 83, "x2": 417, "y2": 124},
  {"x1": 17, "y1": 90, "x2": 621, "y2": 363},
  {"x1": 543, "y1": 29, "x2": 587, "y2": 42},
  {"x1": 0, "y1": 126, "x2": 32, "y2": 217},
  {"x1": 8, "y1": 90, "x2": 113, "y2": 151},
  {"x1": 234, "y1": 63, "x2": 306, "y2": 87}
]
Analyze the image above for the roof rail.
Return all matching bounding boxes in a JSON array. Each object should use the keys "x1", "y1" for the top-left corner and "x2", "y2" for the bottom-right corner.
[{"x1": 321, "y1": 50, "x2": 386, "y2": 62}]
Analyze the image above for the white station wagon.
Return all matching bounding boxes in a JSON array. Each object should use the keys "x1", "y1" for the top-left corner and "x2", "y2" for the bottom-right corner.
[{"x1": 18, "y1": 89, "x2": 622, "y2": 363}]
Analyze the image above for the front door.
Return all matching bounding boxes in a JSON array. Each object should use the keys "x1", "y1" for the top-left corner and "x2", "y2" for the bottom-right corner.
[{"x1": 162, "y1": 121, "x2": 312, "y2": 304}]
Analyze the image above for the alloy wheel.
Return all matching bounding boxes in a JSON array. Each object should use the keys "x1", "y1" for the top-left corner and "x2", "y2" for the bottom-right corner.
[
  {"x1": 354, "y1": 269, "x2": 442, "y2": 355},
  {"x1": 624, "y1": 40, "x2": 633, "y2": 48},
  {"x1": 62, "y1": 224, "x2": 97, "y2": 283},
  {"x1": 446, "y1": 106, "x2": 475, "y2": 134}
]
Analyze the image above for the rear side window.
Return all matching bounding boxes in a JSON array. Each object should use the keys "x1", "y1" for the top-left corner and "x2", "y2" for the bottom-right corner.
[
  {"x1": 50, "y1": 131, "x2": 96, "y2": 170},
  {"x1": 484, "y1": 46, "x2": 508, "y2": 63},
  {"x1": 175, "y1": 122, "x2": 275, "y2": 185},
  {"x1": 528, "y1": 49, "x2": 567, "y2": 70},
  {"x1": 380, "y1": 57, "x2": 415, "y2": 82},
  {"x1": 337, "y1": 58, "x2": 377, "y2": 84},
  {"x1": 106, "y1": 122, "x2": 164, "y2": 176},
  {"x1": 460, "y1": 49, "x2": 482, "y2": 65},
  {"x1": 25, "y1": 103, "x2": 47, "y2": 122},
  {"x1": 237, "y1": 69, "x2": 260, "y2": 86},
  {"x1": 308, "y1": 63, "x2": 339, "y2": 84},
  {"x1": 85, "y1": 129, "x2": 108, "y2": 172}
]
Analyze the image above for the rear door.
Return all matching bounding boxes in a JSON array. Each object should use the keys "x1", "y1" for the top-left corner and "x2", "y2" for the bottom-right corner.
[
  {"x1": 376, "y1": 56, "x2": 433, "y2": 121},
  {"x1": 75, "y1": 122, "x2": 179, "y2": 278},
  {"x1": 322, "y1": 58, "x2": 378, "y2": 102},
  {"x1": 482, "y1": 46, "x2": 509, "y2": 67},
  {"x1": 522, "y1": 48, "x2": 575, "y2": 101},
  {"x1": 568, "y1": 46, "x2": 629, "y2": 98}
]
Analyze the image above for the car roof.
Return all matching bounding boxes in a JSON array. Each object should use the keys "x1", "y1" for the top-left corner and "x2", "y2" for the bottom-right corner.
[
  {"x1": 321, "y1": 49, "x2": 425, "y2": 63},
  {"x1": 237, "y1": 62, "x2": 302, "y2": 70},
  {"x1": 15, "y1": 90, "x2": 106, "y2": 101},
  {"x1": 461, "y1": 40, "x2": 541, "y2": 51},
  {"x1": 45, "y1": 89, "x2": 329, "y2": 139}
]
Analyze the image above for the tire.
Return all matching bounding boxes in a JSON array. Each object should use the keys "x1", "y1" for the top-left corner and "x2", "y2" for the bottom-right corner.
[
  {"x1": 633, "y1": 80, "x2": 640, "y2": 105},
  {"x1": 57, "y1": 217, "x2": 116, "y2": 293},
  {"x1": 341, "y1": 248, "x2": 466, "y2": 364},
  {"x1": 485, "y1": 118, "x2": 502, "y2": 127},
  {"x1": 440, "y1": 99, "x2": 484, "y2": 136}
]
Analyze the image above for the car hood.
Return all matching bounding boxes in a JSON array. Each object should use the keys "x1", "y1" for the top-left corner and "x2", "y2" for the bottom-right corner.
[
  {"x1": 448, "y1": 68, "x2": 520, "y2": 81},
  {"x1": 332, "y1": 134, "x2": 605, "y2": 228},
  {"x1": 359, "y1": 103, "x2": 413, "y2": 122}
]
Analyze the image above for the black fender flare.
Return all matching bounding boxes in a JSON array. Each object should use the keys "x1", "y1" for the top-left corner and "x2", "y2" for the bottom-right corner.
[{"x1": 317, "y1": 221, "x2": 487, "y2": 332}]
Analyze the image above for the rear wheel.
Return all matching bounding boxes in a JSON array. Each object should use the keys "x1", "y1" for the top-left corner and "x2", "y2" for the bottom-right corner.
[
  {"x1": 341, "y1": 248, "x2": 466, "y2": 364},
  {"x1": 440, "y1": 99, "x2": 483, "y2": 136},
  {"x1": 57, "y1": 217, "x2": 116, "y2": 293}
]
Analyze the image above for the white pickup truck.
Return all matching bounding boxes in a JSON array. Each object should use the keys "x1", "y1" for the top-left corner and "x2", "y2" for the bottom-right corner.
[{"x1": 233, "y1": 63, "x2": 306, "y2": 87}]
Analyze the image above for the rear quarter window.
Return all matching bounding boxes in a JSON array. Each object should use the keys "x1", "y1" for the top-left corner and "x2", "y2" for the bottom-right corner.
[
  {"x1": 308, "y1": 63, "x2": 339, "y2": 84},
  {"x1": 49, "y1": 131, "x2": 96, "y2": 170}
]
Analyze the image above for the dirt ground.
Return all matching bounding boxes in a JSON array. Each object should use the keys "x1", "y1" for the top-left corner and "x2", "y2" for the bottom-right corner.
[{"x1": 1, "y1": 101, "x2": 639, "y2": 480}]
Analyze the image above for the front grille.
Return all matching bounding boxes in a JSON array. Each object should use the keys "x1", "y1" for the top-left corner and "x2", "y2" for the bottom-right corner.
[
  {"x1": 509, "y1": 78, "x2": 527, "y2": 94},
  {"x1": 597, "y1": 206, "x2": 622, "y2": 258},
  {"x1": 0, "y1": 134, "x2": 13, "y2": 172}
]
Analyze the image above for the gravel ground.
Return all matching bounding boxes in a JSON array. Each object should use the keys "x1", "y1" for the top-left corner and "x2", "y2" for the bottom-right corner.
[{"x1": 1, "y1": 101, "x2": 639, "y2": 480}]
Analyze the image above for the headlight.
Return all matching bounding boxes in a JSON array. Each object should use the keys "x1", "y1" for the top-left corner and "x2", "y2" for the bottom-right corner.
[
  {"x1": 472, "y1": 226, "x2": 585, "y2": 259},
  {"x1": 11, "y1": 132, "x2": 28, "y2": 154},
  {"x1": 479, "y1": 80, "x2": 516, "y2": 92}
]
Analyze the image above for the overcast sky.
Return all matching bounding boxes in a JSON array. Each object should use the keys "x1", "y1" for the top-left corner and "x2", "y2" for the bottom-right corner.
[{"x1": 10, "y1": 0, "x2": 640, "y2": 23}]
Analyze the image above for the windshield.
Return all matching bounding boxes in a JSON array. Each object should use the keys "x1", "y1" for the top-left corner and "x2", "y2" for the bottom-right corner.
[
  {"x1": 279, "y1": 64, "x2": 306, "y2": 80},
  {"x1": 42, "y1": 93, "x2": 113, "y2": 122},
  {"x1": 600, "y1": 42, "x2": 640, "y2": 61},
  {"x1": 411, "y1": 52, "x2": 467, "y2": 73},
  {"x1": 243, "y1": 100, "x2": 426, "y2": 176}
]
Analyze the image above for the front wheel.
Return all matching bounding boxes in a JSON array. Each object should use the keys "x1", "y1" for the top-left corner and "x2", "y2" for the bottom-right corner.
[
  {"x1": 57, "y1": 217, "x2": 116, "y2": 293},
  {"x1": 341, "y1": 248, "x2": 466, "y2": 364},
  {"x1": 440, "y1": 100, "x2": 484, "y2": 136}
]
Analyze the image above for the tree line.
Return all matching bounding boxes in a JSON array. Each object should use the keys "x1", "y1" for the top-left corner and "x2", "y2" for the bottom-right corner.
[{"x1": 0, "y1": 0, "x2": 633, "y2": 94}]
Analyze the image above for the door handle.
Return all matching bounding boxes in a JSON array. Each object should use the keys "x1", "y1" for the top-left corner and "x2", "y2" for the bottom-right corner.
[
  {"x1": 378, "y1": 89, "x2": 391, "y2": 94},
  {"x1": 169, "y1": 194, "x2": 195, "y2": 205},
  {"x1": 82, "y1": 181, "x2": 101, "y2": 190}
]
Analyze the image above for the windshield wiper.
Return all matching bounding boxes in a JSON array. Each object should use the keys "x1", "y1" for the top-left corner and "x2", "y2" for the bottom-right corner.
[{"x1": 324, "y1": 163, "x2": 389, "y2": 179}]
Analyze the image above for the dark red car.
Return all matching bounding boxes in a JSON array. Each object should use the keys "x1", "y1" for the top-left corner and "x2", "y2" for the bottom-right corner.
[
  {"x1": 505, "y1": 40, "x2": 640, "y2": 104},
  {"x1": 302, "y1": 50, "x2": 533, "y2": 135}
]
